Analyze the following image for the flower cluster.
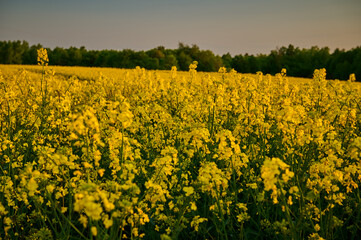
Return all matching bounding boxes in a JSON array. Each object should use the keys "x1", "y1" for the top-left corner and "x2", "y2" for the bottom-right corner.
[{"x1": 37, "y1": 48, "x2": 49, "y2": 66}]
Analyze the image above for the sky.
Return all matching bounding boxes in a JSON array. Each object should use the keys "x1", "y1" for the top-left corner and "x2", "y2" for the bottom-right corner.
[{"x1": 0, "y1": 0, "x2": 360, "y2": 56}]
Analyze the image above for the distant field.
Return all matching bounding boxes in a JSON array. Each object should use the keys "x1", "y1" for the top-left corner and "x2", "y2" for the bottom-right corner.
[
  {"x1": 1, "y1": 62, "x2": 361, "y2": 239},
  {"x1": 0, "y1": 64, "x2": 314, "y2": 83}
]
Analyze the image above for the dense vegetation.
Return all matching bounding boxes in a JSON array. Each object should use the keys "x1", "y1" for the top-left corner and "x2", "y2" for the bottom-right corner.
[
  {"x1": 0, "y1": 49, "x2": 361, "y2": 239},
  {"x1": 0, "y1": 40, "x2": 360, "y2": 80}
]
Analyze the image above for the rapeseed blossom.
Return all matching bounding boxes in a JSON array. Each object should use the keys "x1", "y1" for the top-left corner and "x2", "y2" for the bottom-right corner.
[
  {"x1": 0, "y1": 61, "x2": 360, "y2": 239},
  {"x1": 37, "y1": 48, "x2": 49, "y2": 66}
]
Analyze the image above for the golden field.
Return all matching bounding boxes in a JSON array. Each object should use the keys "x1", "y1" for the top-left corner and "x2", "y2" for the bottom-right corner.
[{"x1": 0, "y1": 56, "x2": 361, "y2": 239}]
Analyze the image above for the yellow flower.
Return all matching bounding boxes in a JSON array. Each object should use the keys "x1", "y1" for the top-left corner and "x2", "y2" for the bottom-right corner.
[
  {"x1": 198, "y1": 162, "x2": 229, "y2": 198},
  {"x1": 308, "y1": 233, "x2": 325, "y2": 240},
  {"x1": 98, "y1": 169, "x2": 105, "y2": 177},
  {"x1": 287, "y1": 196, "x2": 293, "y2": 205},
  {"x1": 46, "y1": 184, "x2": 55, "y2": 193},
  {"x1": 190, "y1": 202, "x2": 197, "y2": 211},
  {"x1": 189, "y1": 61, "x2": 198, "y2": 71},
  {"x1": 348, "y1": 73, "x2": 356, "y2": 82},
  {"x1": 183, "y1": 186, "x2": 194, "y2": 196},
  {"x1": 91, "y1": 226, "x2": 97, "y2": 236},
  {"x1": 0, "y1": 202, "x2": 8, "y2": 215},
  {"x1": 103, "y1": 215, "x2": 113, "y2": 228},
  {"x1": 83, "y1": 162, "x2": 92, "y2": 169},
  {"x1": 74, "y1": 193, "x2": 103, "y2": 221},
  {"x1": 191, "y1": 215, "x2": 208, "y2": 232},
  {"x1": 314, "y1": 224, "x2": 321, "y2": 232},
  {"x1": 261, "y1": 158, "x2": 294, "y2": 204},
  {"x1": 37, "y1": 48, "x2": 49, "y2": 66},
  {"x1": 3, "y1": 217, "x2": 12, "y2": 235},
  {"x1": 27, "y1": 177, "x2": 38, "y2": 197},
  {"x1": 281, "y1": 68, "x2": 287, "y2": 76},
  {"x1": 218, "y1": 67, "x2": 227, "y2": 73},
  {"x1": 79, "y1": 215, "x2": 88, "y2": 228}
]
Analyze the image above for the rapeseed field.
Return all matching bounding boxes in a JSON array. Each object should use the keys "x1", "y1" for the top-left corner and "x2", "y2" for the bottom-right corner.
[{"x1": 0, "y1": 49, "x2": 360, "y2": 239}]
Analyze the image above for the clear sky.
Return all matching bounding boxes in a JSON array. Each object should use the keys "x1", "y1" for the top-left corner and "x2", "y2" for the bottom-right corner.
[{"x1": 1, "y1": 0, "x2": 360, "y2": 56}]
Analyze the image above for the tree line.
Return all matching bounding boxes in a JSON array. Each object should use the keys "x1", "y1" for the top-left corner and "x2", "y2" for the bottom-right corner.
[{"x1": 0, "y1": 40, "x2": 360, "y2": 80}]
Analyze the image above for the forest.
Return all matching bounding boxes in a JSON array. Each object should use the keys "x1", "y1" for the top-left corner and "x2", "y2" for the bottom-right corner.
[{"x1": 0, "y1": 40, "x2": 360, "y2": 80}]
